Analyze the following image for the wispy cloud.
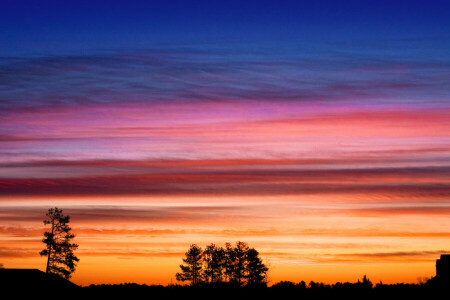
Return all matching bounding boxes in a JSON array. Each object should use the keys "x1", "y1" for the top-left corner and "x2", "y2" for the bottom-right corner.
[
  {"x1": 0, "y1": 205, "x2": 247, "y2": 224},
  {"x1": 315, "y1": 250, "x2": 450, "y2": 263},
  {"x1": 1, "y1": 43, "x2": 449, "y2": 112}
]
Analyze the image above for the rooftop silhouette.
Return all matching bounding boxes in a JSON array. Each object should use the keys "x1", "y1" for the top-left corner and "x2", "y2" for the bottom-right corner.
[{"x1": 0, "y1": 268, "x2": 79, "y2": 290}]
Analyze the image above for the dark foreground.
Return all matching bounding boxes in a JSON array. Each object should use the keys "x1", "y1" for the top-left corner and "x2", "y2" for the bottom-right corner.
[
  {"x1": 2, "y1": 268, "x2": 447, "y2": 299},
  {"x1": 7, "y1": 283, "x2": 449, "y2": 300},
  {"x1": 84, "y1": 284, "x2": 447, "y2": 299}
]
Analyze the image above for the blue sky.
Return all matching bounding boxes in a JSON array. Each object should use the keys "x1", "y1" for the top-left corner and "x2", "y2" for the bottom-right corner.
[
  {"x1": 1, "y1": 0, "x2": 449, "y2": 55},
  {"x1": 1, "y1": 1, "x2": 449, "y2": 111}
]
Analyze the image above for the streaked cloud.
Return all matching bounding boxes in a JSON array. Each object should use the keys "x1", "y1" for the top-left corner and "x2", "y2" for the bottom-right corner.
[
  {"x1": 1, "y1": 43, "x2": 449, "y2": 112},
  {"x1": 0, "y1": 164, "x2": 448, "y2": 198},
  {"x1": 0, "y1": 205, "x2": 247, "y2": 224}
]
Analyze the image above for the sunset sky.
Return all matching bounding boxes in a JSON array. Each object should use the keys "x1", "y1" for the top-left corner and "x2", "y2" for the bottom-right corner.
[{"x1": 0, "y1": 0, "x2": 449, "y2": 286}]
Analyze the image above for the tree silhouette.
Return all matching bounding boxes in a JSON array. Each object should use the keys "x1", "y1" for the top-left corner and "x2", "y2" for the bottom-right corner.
[
  {"x1": 246, "y1": 248, "x2": 268, "y2": 286},
  {"x1": 176, "y1": 241, "x2": 269, "y2": 287},
  {"x1": 224, "y1": 242, "x2": 236, "y2": 283},
  {"x1": 357, "y1": 275, "x2": 373, "y2": 288},
  {"x1": 203, "y1": 243, "x2": 225, "y2": 284},
  {"x1": 40, "y1": 207, "x2": 79, "y2": 279},
  {"x1": 231, "y1": 241, "x2": 249, "y2": 286},
  {"x1": 176, "y1": 244, "x2": 204, "y2": 286}
]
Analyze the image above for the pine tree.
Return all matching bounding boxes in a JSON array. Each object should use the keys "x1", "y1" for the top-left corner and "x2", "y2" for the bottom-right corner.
[
  {"x1": 203, "y1": 243, "x2": 225, "y2": 284},
  {"x1": 233, "y1": 241, "x2": 249, "y2": 286},
  {"x1": 224, "y1": 242, "x2": 236, "y2": 284},
  {"x1": 176, "y1": 244, "x2": 204, "y2": 286},
  {"x1": 40, "y1": 207, "x2": 79, "y2": 279},
  {"x1": 246, "y1": 248, "x2": 268, "y2": 286}
]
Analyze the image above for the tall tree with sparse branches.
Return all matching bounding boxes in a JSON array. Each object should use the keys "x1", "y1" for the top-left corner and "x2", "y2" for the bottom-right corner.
[{"x1": 40, "y1": 207, "x2": 79, "y2": 279}]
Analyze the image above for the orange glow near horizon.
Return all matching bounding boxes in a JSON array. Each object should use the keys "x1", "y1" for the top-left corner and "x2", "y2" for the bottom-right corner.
[
  {"x1": 1, "y1": 193, "x2": 449, "y2": 286},
  {"x1": 3, "y1": 256, "x2": 438, "y2": 286}
]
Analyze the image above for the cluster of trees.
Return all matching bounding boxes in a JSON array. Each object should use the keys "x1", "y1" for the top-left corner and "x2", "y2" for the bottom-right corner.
[{"x1": 176, "y1": 242, "x2": 268, "y2": 287}]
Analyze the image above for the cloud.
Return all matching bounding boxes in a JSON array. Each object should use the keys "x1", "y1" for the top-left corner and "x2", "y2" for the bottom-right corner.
[
  {"x1": 2, "y1": 225, "x2": 450, "y2": 240},
  {"x1": 1, "y1": 43, "x2": 449, "y2": 113},
  {"x1": 0, "y1": 225, "x2": 191, "y2": 238},
  {"x1": 0, "y1": 164, "x2": 448, "y2": 198},
  {"x1": 0, "y1": 246, "x2": 39, "y2": 258},
  {"x1": 318, "y1": 250, "x2": 450, "y2": 263},
  {"x1": 339, "y1": 250, "x2": 450, "y2": 258},
  {"x1": 344, "y1": 205, "x2": 450, "y2": 216},
  {"x1": 0, "y1": 205, "x2": 248, "y2": 224},
  {"x1": 0, "y1": 245, "x2": 185, "y2": 259}
]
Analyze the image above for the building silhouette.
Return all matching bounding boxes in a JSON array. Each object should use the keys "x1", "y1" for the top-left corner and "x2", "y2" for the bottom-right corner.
[{"x1": 436, "y1": 254, "x2": 450, "y2": 281}]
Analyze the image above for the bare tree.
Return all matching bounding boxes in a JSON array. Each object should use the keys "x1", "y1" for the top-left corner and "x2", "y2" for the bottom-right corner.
[{"x1": 40, "y1": 207, "x2": 79, "y2": 279}]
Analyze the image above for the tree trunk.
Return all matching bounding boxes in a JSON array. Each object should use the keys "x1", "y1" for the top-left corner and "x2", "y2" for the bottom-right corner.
[{"x1": 45, "y1": 218, "x2": 54, "y2": 274}]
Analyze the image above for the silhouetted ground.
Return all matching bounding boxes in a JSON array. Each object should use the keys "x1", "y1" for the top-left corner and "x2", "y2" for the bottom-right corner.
[
  {"x1": 80, "y1": 281, "x2": 447, "y2": 299},
  {"x1": 2, "y1": 271, "x2": 447, "y2": 299}
]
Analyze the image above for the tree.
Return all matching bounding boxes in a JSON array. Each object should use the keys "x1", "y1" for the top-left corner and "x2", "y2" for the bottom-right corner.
[
  {"x1": 176, "y1": 244, "x2": 204, "y2": 286},
  {"x1": 203, "y1": 243, "x2": 225, "y2": 284},
  {"x1": 232, "y1": 241, "x2": 249, "y2": 286},
  {"x1": 224, "y1": 242, "x2": 236, "y2": 283},
  {"x1": 357, "y1": 275, "x2": 373, "y2": 288},
  {"x1": 246, "y1": 248, "x2": 268, "y2": 286},
  {"x1": 40, "y1": 207, "x2": 79, "y2": 279}
]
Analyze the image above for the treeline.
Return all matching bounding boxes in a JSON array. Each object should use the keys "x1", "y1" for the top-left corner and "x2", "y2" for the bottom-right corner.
[
  {"x1": 176, "y1": 242, "x2": 268, "y2": 287},
  {"x1": 86, "y1": 277, "x2": 445, "y2": 290},
  {"x1": 84, "y1": 280, "x2": 445, "y2": 299},
  {"x1": 83, "y1": 274, "x2": 448, "y2": 299},
  {"x1": 271, "y1": 275, "x2": 447, "y2": 289},
  {"x1": 272, "y1": 275, "x2": 374, "y2": 289}
]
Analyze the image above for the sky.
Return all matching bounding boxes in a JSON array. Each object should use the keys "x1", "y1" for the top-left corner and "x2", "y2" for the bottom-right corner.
[{"x1": 0, "y1": 0, "x2": 449, "y2": 286}]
